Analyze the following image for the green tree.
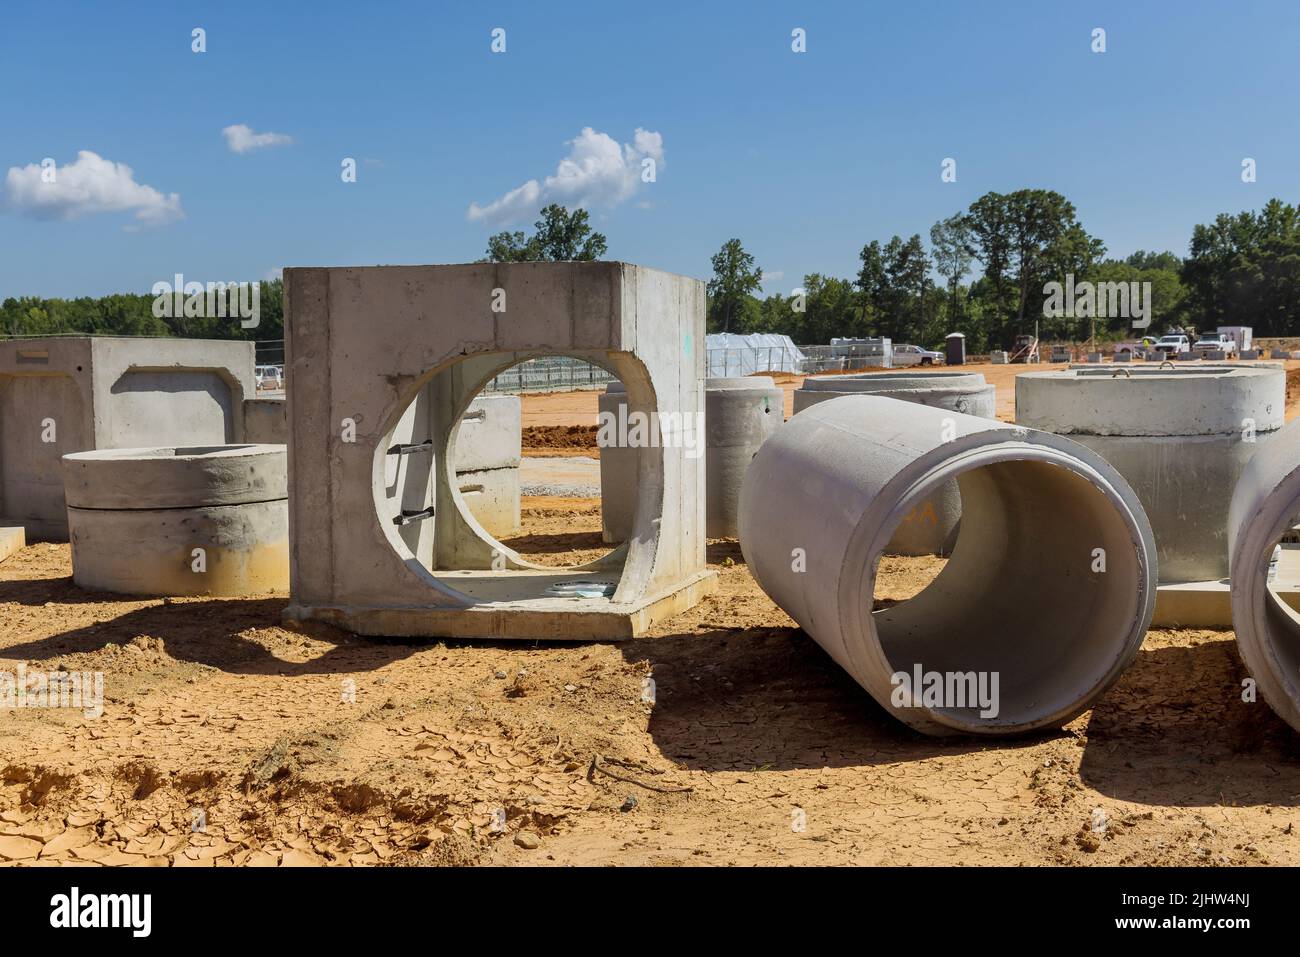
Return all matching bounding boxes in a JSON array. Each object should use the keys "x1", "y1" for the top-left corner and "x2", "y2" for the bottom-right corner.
[
  {"x1": 856, "y1": 234, "x2": 930, "y2": 342},
  {"x1": 707, "y1": 238, "x2": 764, "y2": 333},
  {"x1": 962, "y1": 189, "x2": 1103, "y2": 347},
  {"x1": 1183, "y1": 199, "x2": 1300, "y2": 336},
  {"x1": 930, "y1": 214, "x2": 974, "y2": 328},
  {"x1": 482, "y1": 204, "x2": 608, "y2": 262}
]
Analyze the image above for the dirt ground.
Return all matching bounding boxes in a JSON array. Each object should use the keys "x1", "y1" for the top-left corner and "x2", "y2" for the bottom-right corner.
[
  {"x1": 520, "y1": 359, "x2": 1300, "y2": 441},
  {"x1": 4, "y1": 363, "x2": 1300, "y2": 868}
]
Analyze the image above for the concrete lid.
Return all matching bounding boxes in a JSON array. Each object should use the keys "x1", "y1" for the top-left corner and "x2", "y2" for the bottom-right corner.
[
  {"x1": 799, "y1": 371, "x2": 988, "y2": 392},
  {"x1": 62, "y1": 443, "x2": 287, "y2": 510}
]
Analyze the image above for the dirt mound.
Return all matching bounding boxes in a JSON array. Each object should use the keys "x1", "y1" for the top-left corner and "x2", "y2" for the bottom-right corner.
[{"x1": 522, "y1": 425, "x2": 598, "y2": 457}]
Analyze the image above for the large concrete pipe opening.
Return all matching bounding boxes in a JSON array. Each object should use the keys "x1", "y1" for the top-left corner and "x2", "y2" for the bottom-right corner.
[
  {"x1": 1228, "y1": 418, "x2": 1300, "y2": 733},
  {"x1": 791, "y1": 371, "x2": 996, "y2": 555},
  {"x1": 739, "y1": 395, "x2": 1156, "y2": 736},
  {"x1": 1017, "y1": 363, "x2": 1284, "y2": 627}
]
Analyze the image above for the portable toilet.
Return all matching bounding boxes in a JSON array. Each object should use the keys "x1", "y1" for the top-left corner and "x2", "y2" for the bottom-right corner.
[{"x1": 945, "y1": 332, "x2": 966, "y2": 366}]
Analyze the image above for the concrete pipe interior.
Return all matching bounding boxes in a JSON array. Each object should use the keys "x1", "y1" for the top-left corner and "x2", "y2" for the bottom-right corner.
[{"x1": 871, "y1": 456, "x2": 1144, "y2": 731}]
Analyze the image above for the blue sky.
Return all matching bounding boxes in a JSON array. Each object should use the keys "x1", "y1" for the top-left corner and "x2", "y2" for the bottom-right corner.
[{"x1": 1, "y1": 0, "x2": 1297, "y2": 300}]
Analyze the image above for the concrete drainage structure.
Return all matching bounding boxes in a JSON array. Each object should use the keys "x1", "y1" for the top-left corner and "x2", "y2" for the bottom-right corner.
[
  {"x1": 601, "y1": 376, "x2": 784, "y2": 541},
  {"x1": 281, "y1": 262, "x2": 716, "y2": 641},
  {"x1": 0, "y1": 336, "x2": 255, "y2": 541},
  {"x1": 1228, "y1": 418, "x2": 1300, "y2": 733},
  {"x1": 62, "y1": 444, "x2": 288, "y2": 596},
  {"x1": 1017, "y1": 364, "x2": 1284, "y2": 627},
  {"x1": 792, "y1": 371, "x2": 997, "y2": 555},
  {"x1": 243, "y1": 393, "x2": 522, "y2": 538},
  {"x1": 738, "y1": 396, "x2": 1156, "y2": 735},
  {"x1": 791, "y1": 371, "x2": 995, "y2": 417}
]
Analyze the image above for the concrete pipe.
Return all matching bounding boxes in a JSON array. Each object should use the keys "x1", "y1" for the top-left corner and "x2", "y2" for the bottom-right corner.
[
  {"x1": 1229, "y1": 418, "x2": 1300, "y2": 732},
  {"x1": 601, "y1": 377, "x2": 783, "y2": 541},
  {"x1": 738, "y1": 395, "x2": 1156, "y2": 735},
  {"x1": 62, "y1": 444, "x2": 288, "y2": 597},
  {"x1": 792, "y1": 372, "x2": 997, "y2": 555},
  {"x1": 1016, "y1": 364, "x2": 1284, "y2": 584}
]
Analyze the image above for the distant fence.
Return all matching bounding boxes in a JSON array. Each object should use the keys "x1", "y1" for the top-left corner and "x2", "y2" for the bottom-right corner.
[
  {"x1": 487, "y1": 348, "x2": 806, "y2": 393},
  {"x1": 482, "y1": 356, "x2": 617, "y2": 394}
]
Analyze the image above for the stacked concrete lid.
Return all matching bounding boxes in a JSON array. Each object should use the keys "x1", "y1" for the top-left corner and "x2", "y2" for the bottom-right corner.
[
  {"x1": 793, "y1": 371, "x2": 996, "y2": 417},
  {"x1": 1016, "y1": 364, "x2": 1283, "y2": 438},
  {"x1": 62, "y1": 444, "x2": 288, "y2": 597},
  {"x1": 63, "y1": 444, "x2": 287, "y2": 509},
  {"x1": 1017, "y1": 364, "x2": 1284, "y2": 584}
]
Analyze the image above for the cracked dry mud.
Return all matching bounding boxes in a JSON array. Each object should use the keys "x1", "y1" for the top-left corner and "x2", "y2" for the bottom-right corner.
[
  {"x1": 4, "y1": 365, "x2": 1300, "y2": 867},
  {"x1": 3, "y1": 517, "x2": 1300, "y2": 867}
]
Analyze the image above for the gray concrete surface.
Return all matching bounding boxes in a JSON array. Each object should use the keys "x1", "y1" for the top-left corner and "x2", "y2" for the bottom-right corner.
[
  {"x1": 1229, "y1": 417, "x2": 1300, "y2": 733},
  {"x1": 1017, "y1": 363, "x2": 1284, "y2": 584},
  {"x1": 739, "y1": 395, "x2": 1156, "y2": 736},
  {"x1": 792, "y1": 371, "x2": 997, "y2": 555},
  {"x1": 0, "y1": 336, "x2": 254, "y2": 540},
  {"x1": 601, "y1": 376, "x2": 784, "y2": 541},
  {"x1": 243, "y1": 397, "x2": 288, "y2": 444},
  {"x1": 281, "y1": 261, "x2": 716, "y2": 640},
  {"x1": 62, "y1": 443, "x2": 287, "y2": 597}
]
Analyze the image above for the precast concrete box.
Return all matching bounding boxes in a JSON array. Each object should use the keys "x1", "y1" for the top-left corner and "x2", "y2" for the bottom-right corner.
[
  {"x1": 281, "y1": 262, "x2": 717, "y2": 640},
  {"x1": 0, "y1": 336, "x2": 255, "y2": 540}
]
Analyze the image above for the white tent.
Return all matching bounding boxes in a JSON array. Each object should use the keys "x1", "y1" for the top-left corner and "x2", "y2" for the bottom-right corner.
[{"x1": 705, "y1": 333, "x2": 806, "y2": 377}]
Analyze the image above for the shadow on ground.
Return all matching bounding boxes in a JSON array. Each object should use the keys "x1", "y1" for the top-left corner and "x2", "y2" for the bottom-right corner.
[{"x1": 1080, "y1": 636, "x2": 1300, "y2": 807}]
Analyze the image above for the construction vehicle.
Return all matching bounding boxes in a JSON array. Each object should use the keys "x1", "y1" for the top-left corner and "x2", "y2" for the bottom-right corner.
[{"x1": 1010, "y1": 334, "x2": 1040, "y2": 363}]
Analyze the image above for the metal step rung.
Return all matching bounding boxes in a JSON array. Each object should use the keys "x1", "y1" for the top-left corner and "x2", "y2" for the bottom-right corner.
[
  {"x1": 387, "y1": 439, "x2": 434, "y2": 456},
  {"x1": 393, "y1": 507, "x2": 435, "y2": 526}
]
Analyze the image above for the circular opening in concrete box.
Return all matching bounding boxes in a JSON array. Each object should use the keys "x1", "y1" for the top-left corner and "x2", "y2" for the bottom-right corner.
[
  {"x1": 371, "y1": 349, "x2": 663, "y2": 606},
  {"x1": 452, "y1": 356, "x2": 623, "y2": 570}
]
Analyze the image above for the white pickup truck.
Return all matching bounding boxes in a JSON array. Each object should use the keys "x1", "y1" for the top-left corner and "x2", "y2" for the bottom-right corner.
[
  {"x1": 891, "y1": 344, "x2": 944, "y2": 367},
  {"x1": 1193, "y1": 332, "x2": 1238, "y2": 358},
  {"x1": 1151, "y1": 334, "x2": 1190, "y2": 358}
]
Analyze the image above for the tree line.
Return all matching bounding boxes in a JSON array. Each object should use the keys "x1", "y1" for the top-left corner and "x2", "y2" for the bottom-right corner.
[
  {"x1": 4, "y1": 195, "x2": 1297, "y2": 353},
  {"x1": 1, "y1": 281, "x2": 283, "y2": 343},
  {"x1": 706, "y1": 192, "x2": 1300, "y2": 352}
]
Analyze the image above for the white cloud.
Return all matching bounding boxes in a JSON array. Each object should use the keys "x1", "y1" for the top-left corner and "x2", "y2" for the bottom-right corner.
[
  {"x1": 222, "y1": 123, "x2": 293, "y2": 154},
  {"x1": 467, "y1": 126, "x2": 664, "y2": 225},
  {"x1": 2, "y1": 150, "x2": 183, "y2": 226}
]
